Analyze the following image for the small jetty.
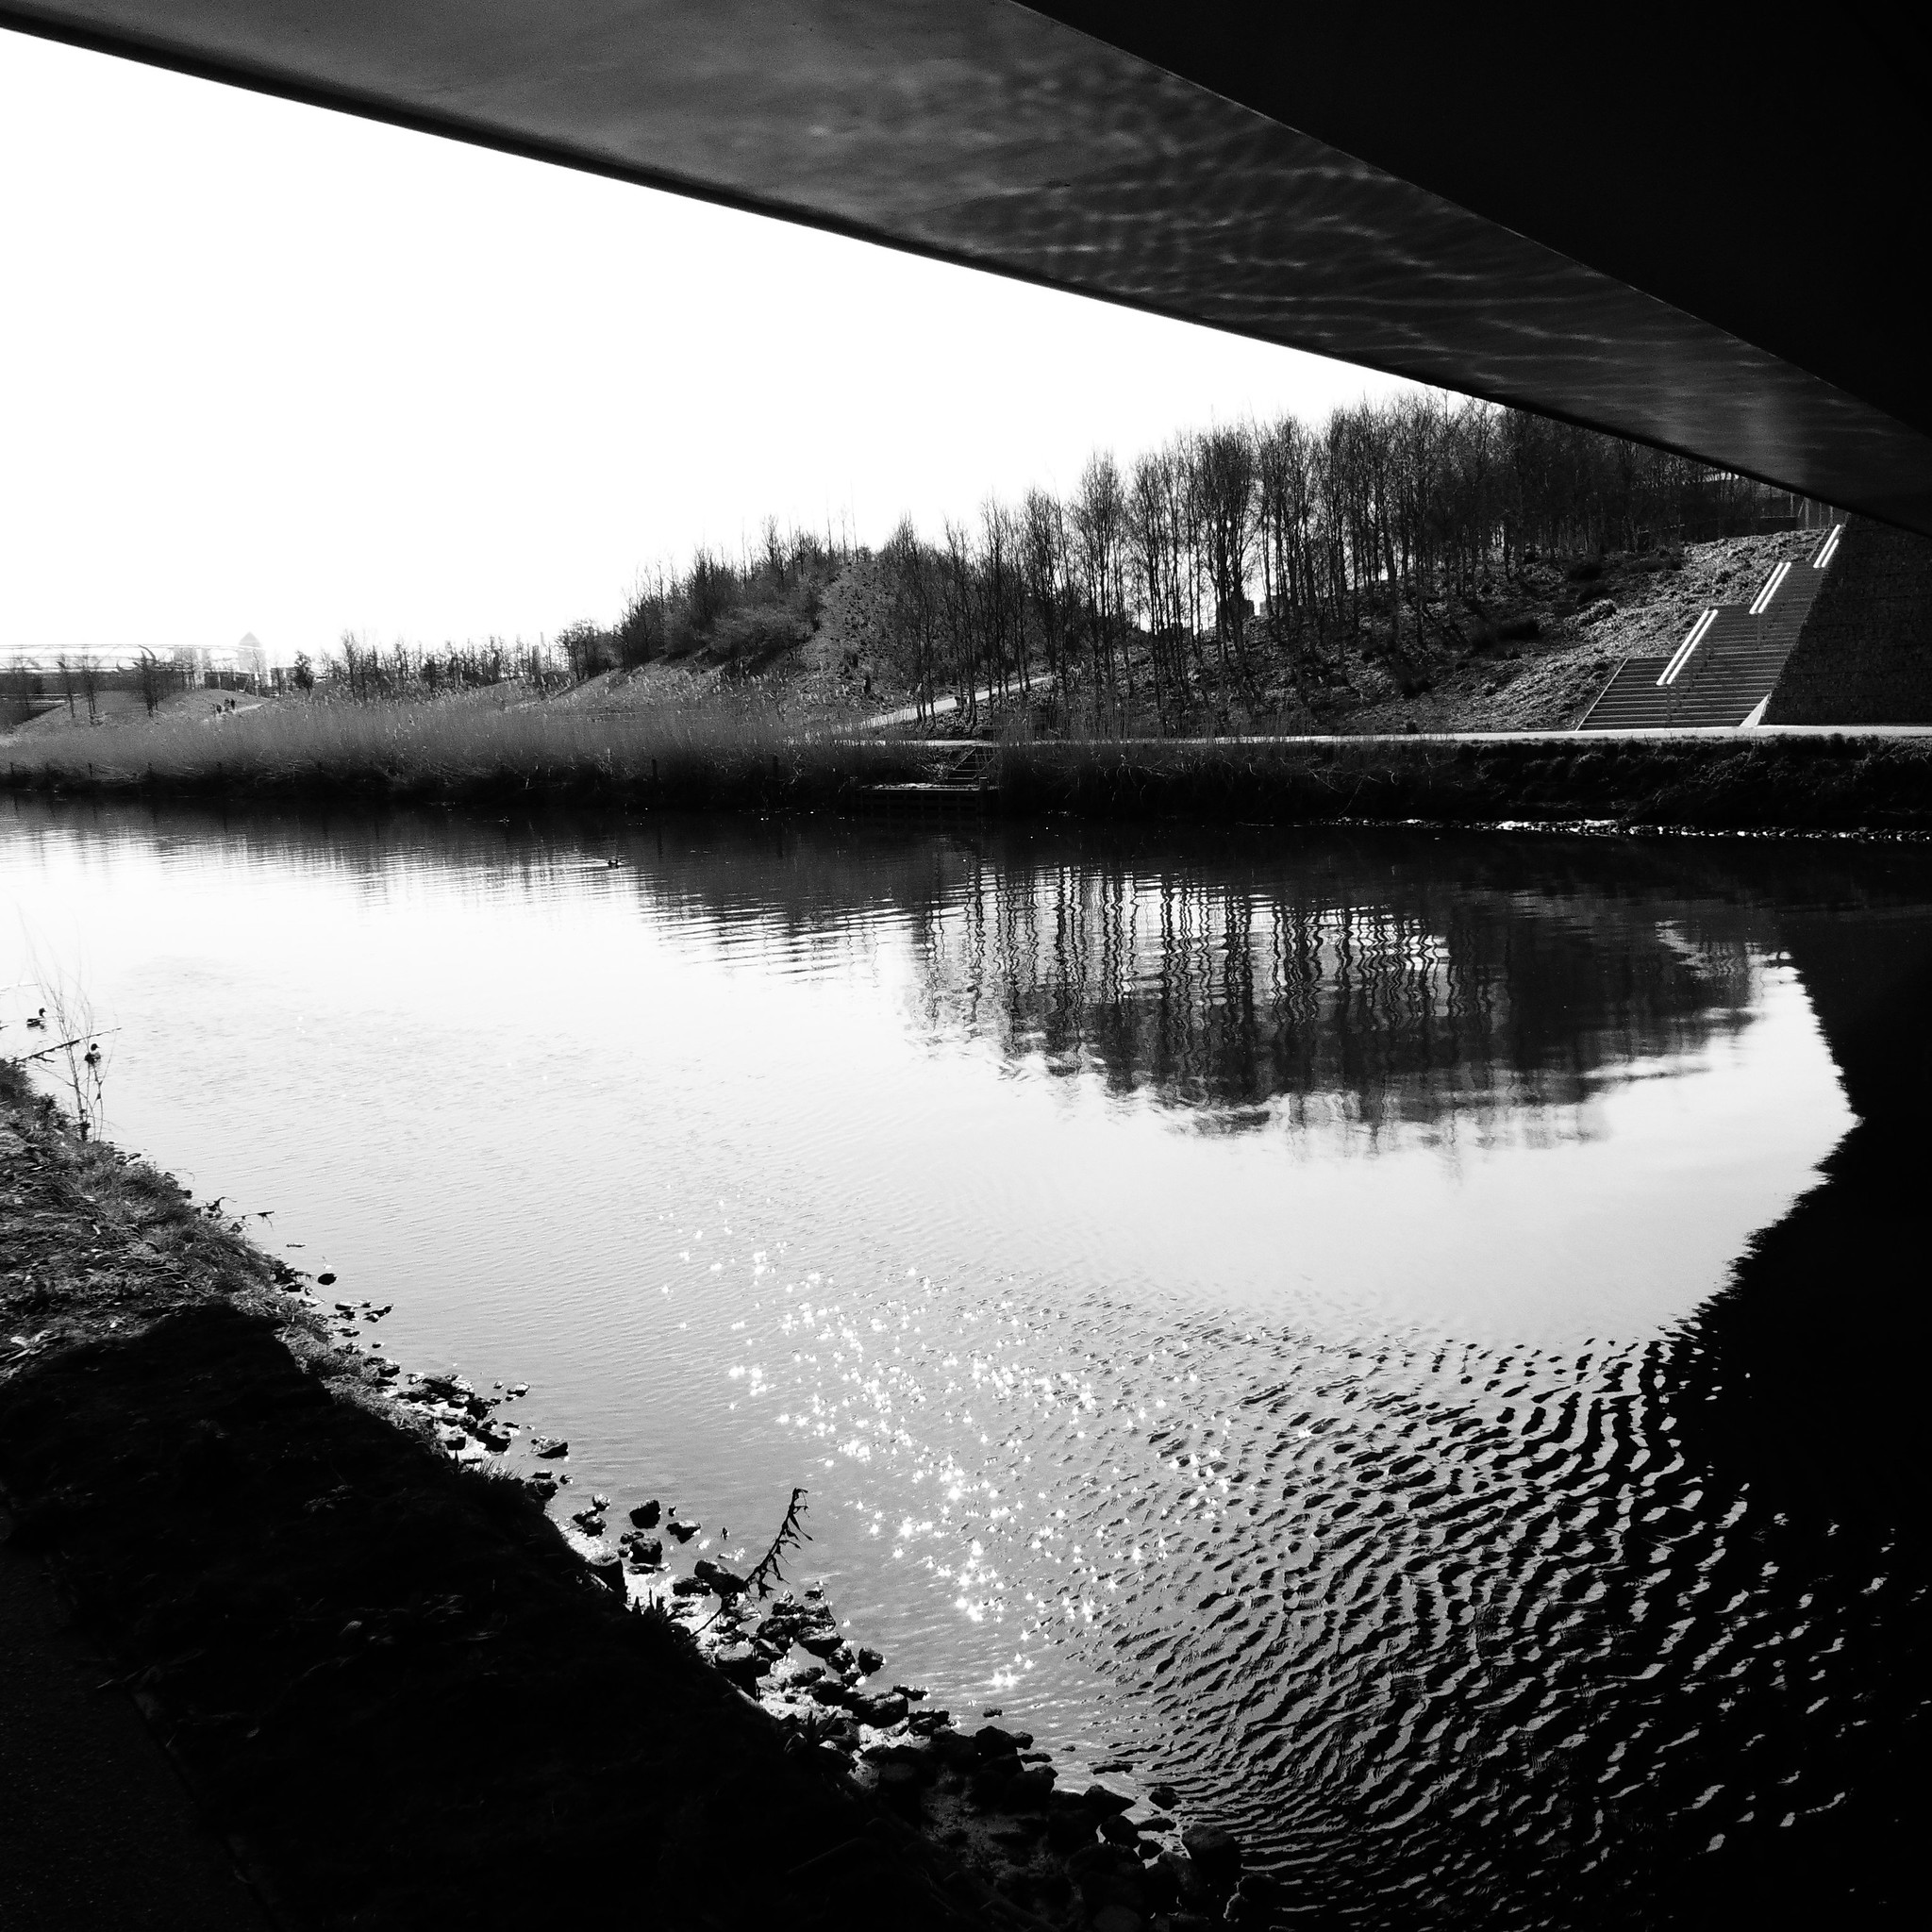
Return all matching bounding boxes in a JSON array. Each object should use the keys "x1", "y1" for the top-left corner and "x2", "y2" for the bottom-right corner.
[{"x1": 849, "y1": 741, "x2": 998, "y2": 819}]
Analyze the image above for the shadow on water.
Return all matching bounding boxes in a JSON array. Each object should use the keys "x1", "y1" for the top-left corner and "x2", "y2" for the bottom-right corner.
[
  {"x1": 848, "y1": 818, "x2": 1925, "y2": 1928},
  {"x1": 6, "y1": 792, "x2": 1925, "y2": 1928},
  {"x1": 1651, "y1": 908, "x2": 1929, "y2": 1927}
]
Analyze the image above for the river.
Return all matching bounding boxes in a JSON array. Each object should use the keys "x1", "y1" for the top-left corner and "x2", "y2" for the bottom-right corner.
[{"x1": 3, "y1": 795, "x2": 1924, "y2": 1927}]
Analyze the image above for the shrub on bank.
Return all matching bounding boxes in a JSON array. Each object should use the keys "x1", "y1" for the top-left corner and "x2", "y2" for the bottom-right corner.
[{"x1": 710, "y1": 604, "x2": 811, "y2": 670}]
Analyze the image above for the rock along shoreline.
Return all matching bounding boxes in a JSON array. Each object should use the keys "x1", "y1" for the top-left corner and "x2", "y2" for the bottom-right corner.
[{"x1": 0, "y1": 1069, "x2": 1263, "y2": 1930}]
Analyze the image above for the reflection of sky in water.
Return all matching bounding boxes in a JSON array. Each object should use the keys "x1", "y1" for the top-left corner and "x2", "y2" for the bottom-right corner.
[{"x1": 1, "y1": 806, "x2": 1899, "y2": 1927}]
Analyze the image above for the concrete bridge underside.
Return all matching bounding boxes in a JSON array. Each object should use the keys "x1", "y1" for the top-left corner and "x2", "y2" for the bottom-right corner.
[{"x1": 7, "y1": 2, "x2": 1930, "y2": 532}]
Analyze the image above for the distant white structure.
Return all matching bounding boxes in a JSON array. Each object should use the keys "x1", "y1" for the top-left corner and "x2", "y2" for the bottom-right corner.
[
  {"x1": 167, "y1": 640, "x2": 268, "y2": 680},
  {"x1": 0, "y1": 638, "x2": 268, "y2": 679},
  {"x1": 0, "y1": 643, "x2": 183, "y2": 671}
]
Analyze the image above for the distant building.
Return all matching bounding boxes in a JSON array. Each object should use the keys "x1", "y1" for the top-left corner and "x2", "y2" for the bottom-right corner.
[
  {"x1": 1, "y1": 643, "x2": 195, "y2": 673},
  {"x1": 2, "y1": 639, "x2": 267, "y2": 691}
]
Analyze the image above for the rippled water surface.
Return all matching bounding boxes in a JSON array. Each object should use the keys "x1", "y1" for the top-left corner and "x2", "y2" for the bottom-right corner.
[{"x1": 4, "y1": 799, "x2": 1925, "y2": 1925}]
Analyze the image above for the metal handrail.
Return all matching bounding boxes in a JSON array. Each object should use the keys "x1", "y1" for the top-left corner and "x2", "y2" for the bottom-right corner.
[
  {"x1": 1748, "y1": 559, "x2": 1791, "y2": 616},
  {"x1": 1659, "y1": 608, "x2": 1717, "y2": 687}
]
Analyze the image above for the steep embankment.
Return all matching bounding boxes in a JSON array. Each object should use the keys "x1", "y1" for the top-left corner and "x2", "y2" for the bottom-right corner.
[
  {"x1": 1357, "y1": 530, "x2": 1824, "y2": 733},
  {"x1": 1226, "y1": 530, "x2": 1825, "y2": 736},
  {"x1": 818, "y1": 530, "x2": 1824, "y2": 739},
  {"x1": 793, "y1": 550, "x2": 899, "y2": 700},
  {"x1": 544, "y1": 554, "x2": 908, "y2": 724},
  {"x1": 798, "y1": 531, "x2": 1837, "y2": 737}
]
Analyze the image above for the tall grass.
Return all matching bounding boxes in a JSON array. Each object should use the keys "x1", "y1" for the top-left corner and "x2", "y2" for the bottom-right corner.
[
  {"x1": 1, "y1": 691, "x2": 921, "y2": 808},
  {"x1": 7, "y1": 691, "x2": 1928, "y2": 830}
]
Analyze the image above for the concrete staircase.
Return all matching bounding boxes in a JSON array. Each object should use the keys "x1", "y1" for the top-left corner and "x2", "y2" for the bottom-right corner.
[{"x1": 1576, "y1": 525, "x2": 1841, "y2": 731}]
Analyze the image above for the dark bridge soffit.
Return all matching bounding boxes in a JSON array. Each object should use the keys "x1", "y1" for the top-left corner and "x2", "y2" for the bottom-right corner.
[{"x1": 8, "y1": 1, "x2": 1931, "y2": 534}]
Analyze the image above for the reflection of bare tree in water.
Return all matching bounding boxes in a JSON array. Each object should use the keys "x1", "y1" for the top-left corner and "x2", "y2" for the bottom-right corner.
[
  {"x1": 15, "y1": 803, "x2": 1858, "y2": 1152},
  {"x1": 911, "y1": 851, "x2": 1759, "y2": 1140}
]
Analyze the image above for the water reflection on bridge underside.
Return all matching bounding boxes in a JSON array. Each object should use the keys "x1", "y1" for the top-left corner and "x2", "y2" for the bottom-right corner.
[{"x1": 3, "y1": 802, "x2": 1923, "y2": 1927}]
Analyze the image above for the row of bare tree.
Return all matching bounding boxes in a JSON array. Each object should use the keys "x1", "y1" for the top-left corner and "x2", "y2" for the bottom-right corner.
[
  {"x1": 875, "y1": 393, "x2": 1809, "y2": 728},
  {"x1": 324, "y1": 635, "x2": 563, "y2": 700}
]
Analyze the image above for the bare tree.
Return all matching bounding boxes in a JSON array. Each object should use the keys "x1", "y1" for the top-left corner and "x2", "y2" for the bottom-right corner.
[
  {"x1": 1197, "y1": 425, "x2": 1258, "y2": 690},
  {"x1": 882, "y1": 518, "x2": 943, "y2": 724},
  {"x1": 1020, "y1": 488, "x2": 1071, "y2": 710},
  {"x1": 1072, "y1": 452, "x2": 1129, "y2": 725},
  {"x1": 135, "y1": 647, "x2": 165, "y2": 717},
  {"x1": 938, "y1": 519, "x2": 979, "y2": 724}
]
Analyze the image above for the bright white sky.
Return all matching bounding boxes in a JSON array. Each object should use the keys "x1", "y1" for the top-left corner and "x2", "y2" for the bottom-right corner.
[{"x1": 0, "y1": 26, "x2": 1418, "y2": 661}]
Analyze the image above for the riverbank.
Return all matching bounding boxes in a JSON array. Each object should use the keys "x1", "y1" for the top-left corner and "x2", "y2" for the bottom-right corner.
[
  {"x1": 997, "y1": 729, "x2": 1932, "y2": 831},
  {"x1": 0, "y1": 691, "x2": 925, "y2": 812},
  {"x1": 0, "y1": 1069, "x2": 1259, "y2": 1931},
  {"x1": 8, "y1": 703, "x2": 1932, "y2": 831}
]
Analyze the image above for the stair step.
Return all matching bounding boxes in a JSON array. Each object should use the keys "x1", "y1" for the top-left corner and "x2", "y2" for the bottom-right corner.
[{"x1": 1576, "y1": 539, "x2": 1840, "y2": 731}]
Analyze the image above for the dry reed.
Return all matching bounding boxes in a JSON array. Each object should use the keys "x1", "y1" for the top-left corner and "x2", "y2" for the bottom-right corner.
[{"x1": 2, "y1": 691, "x2": 919, "y2": 808}]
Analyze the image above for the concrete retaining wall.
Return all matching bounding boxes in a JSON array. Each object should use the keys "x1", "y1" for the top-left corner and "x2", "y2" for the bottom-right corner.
[{"x1": 1764, "y1": 518, "x2": 1932, "y2": 724}]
